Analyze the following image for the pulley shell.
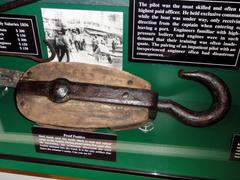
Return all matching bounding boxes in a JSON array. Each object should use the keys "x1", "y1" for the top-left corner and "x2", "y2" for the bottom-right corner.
[{"x1": 16, "y1": 62, "x2": 152, "y2": 130}]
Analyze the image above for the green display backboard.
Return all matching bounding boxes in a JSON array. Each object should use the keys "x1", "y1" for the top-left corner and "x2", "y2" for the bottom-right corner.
[{"x1": 0, "y1": 1, "x2": 239, "y2": 179}]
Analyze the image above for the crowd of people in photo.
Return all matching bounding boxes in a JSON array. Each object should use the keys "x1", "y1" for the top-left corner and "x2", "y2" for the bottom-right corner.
[{"x1": 47, "y1": 27, "x2": 121, "y2": 64}]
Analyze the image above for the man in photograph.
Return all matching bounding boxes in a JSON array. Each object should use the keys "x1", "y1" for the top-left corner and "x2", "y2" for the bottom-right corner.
[{"x1": 58, "y1": 28, "x2": 71, "y2": 62}]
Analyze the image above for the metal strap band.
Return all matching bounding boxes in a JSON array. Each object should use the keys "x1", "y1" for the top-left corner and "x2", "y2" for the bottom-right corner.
[{"x1": 17, "y1": 78, "x2": 158, "y2": 109}]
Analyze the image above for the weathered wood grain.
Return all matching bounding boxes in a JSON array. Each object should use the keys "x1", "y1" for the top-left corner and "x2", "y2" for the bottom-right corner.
[{"x1": 16, "y1": 62, "x2": 152, "y2": 130}]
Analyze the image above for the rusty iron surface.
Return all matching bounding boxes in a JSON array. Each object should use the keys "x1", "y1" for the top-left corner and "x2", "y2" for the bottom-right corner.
[
  {"x1": 0, "y1": 60, "x2": 232, "y2": 128},
  {"x1": 17, "y1": 78, "x2": 158, "y2": 109},
  {"x1": 157, "y1": 70, "x2": 231, "y2": 127},
  {"x1": 0, "y1": 68, "x2": 23, "y2": 88}
]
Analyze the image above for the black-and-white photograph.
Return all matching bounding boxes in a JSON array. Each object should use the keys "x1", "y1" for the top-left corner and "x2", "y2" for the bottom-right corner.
[{"x1": 41, "y1": 8, "x2": 123, "y2": 70}]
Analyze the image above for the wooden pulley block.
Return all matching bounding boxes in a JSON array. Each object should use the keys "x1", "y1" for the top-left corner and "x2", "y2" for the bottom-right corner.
[
  {"x1": 0, "y1": 0, "x2": 232, "y2": 131},
  {"x1": 0, "y1": 62, "x2": 231, "y2": 131},
  {"x1": 16, "y1": 62, "x2": 157, "y2": 131}
]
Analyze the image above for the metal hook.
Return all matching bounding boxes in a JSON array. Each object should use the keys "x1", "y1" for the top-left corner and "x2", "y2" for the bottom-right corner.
[
  {"x1": 0, "y1": 0, "x2": 40, "y2": 12},
  {"x1": 157, "y1": 70, "x2": 231, "y2": 127},
  {"x1": 0, "y1": 39, "x2": 56, "y2": 63}
]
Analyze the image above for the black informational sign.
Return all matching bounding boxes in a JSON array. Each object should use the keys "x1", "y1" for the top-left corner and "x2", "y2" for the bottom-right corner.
[
  {"x1": 230, "y1": 134, "x2": 240, "y2": 161},
  {"x1": 0, "y1": 14, "x2": 41, "y2": 57},
  {"x1": 32, "y1": 127, "x2": 117, "y2": 161},
  {"x1": 129, "y1": 0, "x2": 240, "y2": 68}
]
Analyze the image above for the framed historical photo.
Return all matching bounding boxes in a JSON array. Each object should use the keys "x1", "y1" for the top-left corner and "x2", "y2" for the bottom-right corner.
[{"x1": 41, "y1": 8, "x2": 123, "y2": 70}]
